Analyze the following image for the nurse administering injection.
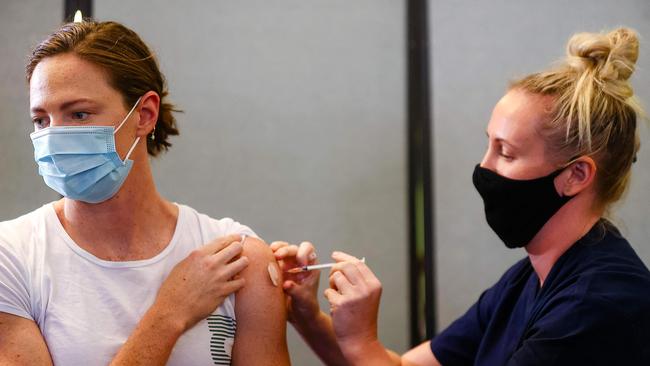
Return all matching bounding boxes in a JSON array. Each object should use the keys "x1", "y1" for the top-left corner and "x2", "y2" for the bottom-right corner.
[{"x1": 273, "y1": 28, "x2": 650, "y2": 366}]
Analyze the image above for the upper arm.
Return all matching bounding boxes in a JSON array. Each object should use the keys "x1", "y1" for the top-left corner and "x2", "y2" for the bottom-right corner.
[
  {"x1": 0, "y1": 312, "x2": 52, "y2": 365},
  {"x1": 507, "y1": 297, "x2": 635, "y2": 366},
  {"x1": 0, "y1": 242, "x2": 32, "y2": 320},
  {"x1": 231, "y1": 238, "x2": 290, "y2": 366},
  {"x1": 401, "y1": 341, "x2": 441, "y2": 366},
  {"x1": 0, "y1": 239, "x2": 51, "y2": 364},
  {"x1": 429, "y1": 287, "x2": 496, "y2": 366}
]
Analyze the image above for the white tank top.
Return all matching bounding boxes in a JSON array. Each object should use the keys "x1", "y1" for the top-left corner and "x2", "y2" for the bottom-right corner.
[{"x1": 0, "y1": 203, "x2": 255, "y2": 365}]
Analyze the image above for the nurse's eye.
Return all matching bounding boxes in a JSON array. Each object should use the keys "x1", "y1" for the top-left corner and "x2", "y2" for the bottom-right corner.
[
  {"x1": 499, "y1": 149, "x2": 514, "y2": 161},
  {"x1": 71, "y1": 112, "x2": 90, "y2": 121}
]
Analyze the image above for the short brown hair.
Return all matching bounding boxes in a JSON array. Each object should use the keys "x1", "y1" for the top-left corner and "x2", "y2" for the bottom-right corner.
[{"x1": 26, "y1": 21, "x2": 179, "y2": 156}]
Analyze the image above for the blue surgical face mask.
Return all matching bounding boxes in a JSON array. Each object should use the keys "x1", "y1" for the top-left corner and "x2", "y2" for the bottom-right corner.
[{"x1": 30, "y1": 97, "x2": 142, "y2": 204}]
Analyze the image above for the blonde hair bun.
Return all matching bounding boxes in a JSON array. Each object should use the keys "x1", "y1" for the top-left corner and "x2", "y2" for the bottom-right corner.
[
  {"x1": 566, "y1": 28, "x2": 639, "y2": 100},
  {"x1": 511, "y1": 27, "x2": 643, "y2": 211}
]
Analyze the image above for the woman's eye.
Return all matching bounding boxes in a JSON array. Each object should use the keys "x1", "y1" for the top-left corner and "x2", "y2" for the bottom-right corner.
[
  {"x1": 32, "y1": 117, "x2": 49, "y2": 129},
  {"x1": 499, "y1": 152, "x2": 514, "y2": 161},
  {"x1": 71, "y1": 112, "x2": 90, "y2": 120}
]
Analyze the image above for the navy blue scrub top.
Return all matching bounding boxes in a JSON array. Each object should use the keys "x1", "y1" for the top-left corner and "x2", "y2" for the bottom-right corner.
[{"x1": 430, "y1": 221, "x2": 650, "y2": 366}]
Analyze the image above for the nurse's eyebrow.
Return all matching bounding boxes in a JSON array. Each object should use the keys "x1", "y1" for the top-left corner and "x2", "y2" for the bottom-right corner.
[
  {"x1": 30, "y1": 98, "x2": 96, "y2": 113},
  {"x1": 495, "y1": 137, "x2": 520, "y2": 150},
  {"x1": 486, "y1": 131, "x2": 520, "y2": 150}
]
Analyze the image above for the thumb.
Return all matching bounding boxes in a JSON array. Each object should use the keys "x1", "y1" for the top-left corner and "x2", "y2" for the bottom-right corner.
[
  {"x1": 283, "y1": 280, "x2": 311, "y2": 301},
  {"x1": 283, "y1": 280, "x2": 303, "y2": 297},
  {"x1": 283, "y1": 280, "x2": 295, "y2": 291}
]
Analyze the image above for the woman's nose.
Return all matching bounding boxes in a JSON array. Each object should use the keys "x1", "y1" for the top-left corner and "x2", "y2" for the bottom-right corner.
[
  {"x1": 48, "y1": 114, "x2": 66, "y2": 127},
  {"x1": 480, "y1": 148, "x2": 491, "y2": 169},
  {"x1": 480, "y1": 144, "x2": 496, "y2": 170}
]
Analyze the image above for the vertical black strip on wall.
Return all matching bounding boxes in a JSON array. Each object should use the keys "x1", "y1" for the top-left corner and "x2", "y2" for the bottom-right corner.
[
  {"x1": 64, "y1": 0, "x2": 93, "y2": 22},
  {"x1": 407, "y1": 0, "x2": 436, "y2": 345}
]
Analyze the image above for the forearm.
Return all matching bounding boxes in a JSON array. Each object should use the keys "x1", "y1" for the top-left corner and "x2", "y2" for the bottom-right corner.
[
  {"x1": 292, "y1": 311, "x2": 349, "y2": 366},
  {"x1": 339, "y1": 339, "x2": 400, "y2": 366},
  {"x1": 109, "y1": 303, "x2": 184, "y2": 366}
]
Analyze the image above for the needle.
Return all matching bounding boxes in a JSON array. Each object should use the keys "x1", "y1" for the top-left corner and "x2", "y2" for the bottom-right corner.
[{"x1": 286, "y1": 257, "x2": 366, "y2": 273}]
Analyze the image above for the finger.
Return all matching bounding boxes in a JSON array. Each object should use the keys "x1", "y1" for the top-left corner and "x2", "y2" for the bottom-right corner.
[
  {"x1": 355, "y1": 262, "x2": 380, "y2": 285},
  {"x1": 274, "y1": 245, "x2": 299, "y2": 260},
  {"x1": 212, "y1": 241, "x2": 244, "y2": 264},
  {"x1": 282, "y1": 280, "x2": 296, "y2": 291},
  {"x1": 283, "y1": 280, "x2": 310, "y2": 300},
  {"x1": 335, "y1": 262, "x2": 366, "y2": 287},
  {"x1": 331, "y1": 251, "x2": 360, "y2": 263},
  {"x1": 220, "y1": 256, "x2": 250, "y2": 279},
  {"x1": 328, "y1": 263, "x2": 346, "y2": 287},
  {"x1": 330, "y1": 271, "x2": 354, "y2": 295},
  {"x1": 270, "y1": 241, "x2": 289, "y2": 251},
  {"x1": 297, "y1": 241, "x2": 317, "y2": 266},
  {"x1": 222, "y1": 277, "x2": 246, "y2": 294},
  {"x1": 323, "y1": 288, "x2": 342, "y2": 306},
  {"x1": 329, "y1": 261, "x2": 356, "y2": 277},
  {"x1": 199, "y1": 234, "x2": 242, "y2": 255}
]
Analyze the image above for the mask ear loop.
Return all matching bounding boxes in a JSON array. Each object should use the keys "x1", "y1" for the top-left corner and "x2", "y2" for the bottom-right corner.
[
  {"x1": 562, "y1": 157, "x2": 580, "y2": 169},
  {"x1": 561, "y1": 151, "x2": 596, "y2": 170},
  {"x1": 123, "y1": 136, "x2": 141, "y2": 162},
  {"x1": 113, "y1": 97, "x2": 143, "y2": 164},
  {"x1": 114, "y1": 97, "x2": 142, "y2": 134}
]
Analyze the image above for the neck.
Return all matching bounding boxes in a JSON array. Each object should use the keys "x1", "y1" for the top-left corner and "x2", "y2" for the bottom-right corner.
[
  {"x1": 55, "y1": 154, "x2": 178, "y2": 260},
  {"x1": 525, "y1": 196, "x2": 600, "y2": 287}
]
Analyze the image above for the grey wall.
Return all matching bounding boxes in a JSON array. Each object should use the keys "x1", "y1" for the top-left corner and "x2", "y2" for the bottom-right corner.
[
  {"x1": 0, "y1": 1, "x2": 61, "y2": 220},
  {"x1": 94, "y1": 1, "x2": 408, "y2": 365},
  {"x1": 432, "y1": 0, "x2": 650, "y2": 331},
  {"x1": 8, "y1": 0, "x2": 647, "y2": 362}
]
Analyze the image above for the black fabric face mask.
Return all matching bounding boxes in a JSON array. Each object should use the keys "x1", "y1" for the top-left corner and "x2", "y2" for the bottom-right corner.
[{"x1": 472, "y1": 164, "x2": 575, "y2": 248}]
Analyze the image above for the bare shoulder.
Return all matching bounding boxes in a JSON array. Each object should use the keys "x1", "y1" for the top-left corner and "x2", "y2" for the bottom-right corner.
[
  {"x1": 234, "y1": 237, "x2": 285, "y2": 321},
  {"x1": 239, "y1": 237, "x2": 283, "y2": 293},
  {"x1": 232, "y1": 237, "x2": 289, "y2": 365},
  {"x1": 0, "y1": 312, "x2": 53, "y2": 365},
  {"x1": 241, "y1": 236, "x2": 275, "y2": 264}
]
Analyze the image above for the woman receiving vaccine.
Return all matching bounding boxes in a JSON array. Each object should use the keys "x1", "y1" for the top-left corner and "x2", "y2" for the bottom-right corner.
[
  {"x1": 0, "y1": 21, "x2": 289, "y2": 365},
  {"x1": 273, "y1": 28, "x2": 650, "y2": 365}
]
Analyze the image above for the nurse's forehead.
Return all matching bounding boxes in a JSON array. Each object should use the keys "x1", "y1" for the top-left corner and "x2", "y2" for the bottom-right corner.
[{"x1": 489, "y1": 90, "x2": 550, "y2": 136}]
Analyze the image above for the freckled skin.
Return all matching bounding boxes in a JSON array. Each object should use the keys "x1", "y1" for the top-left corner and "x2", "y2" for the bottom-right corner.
[{"x1": 30, "y1": 54, "x2": 138, "y2": 159}]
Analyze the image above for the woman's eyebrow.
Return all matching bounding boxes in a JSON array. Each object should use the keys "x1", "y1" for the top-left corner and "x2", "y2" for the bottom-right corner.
[
  {"x1": 495, "y1": 137, "x2": 520, "y2": 151},
  {"x1": 59, "y1": 98, "x2": 96, "y2": 110},
  {"x1": 487, "y1": 129, "x2": 520, "y2": 151},
  {"x1": 30, "y1": 98, "x2": 96, "y2": 114}
]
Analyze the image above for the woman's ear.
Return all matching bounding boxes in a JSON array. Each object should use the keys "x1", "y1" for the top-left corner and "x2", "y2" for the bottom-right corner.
[
  {"x1": 556, "y1": 156, "x2": 597, "y2": 196},
  {"x1": 135, "y1": 91, "x2": 160, "y2": 137}
]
